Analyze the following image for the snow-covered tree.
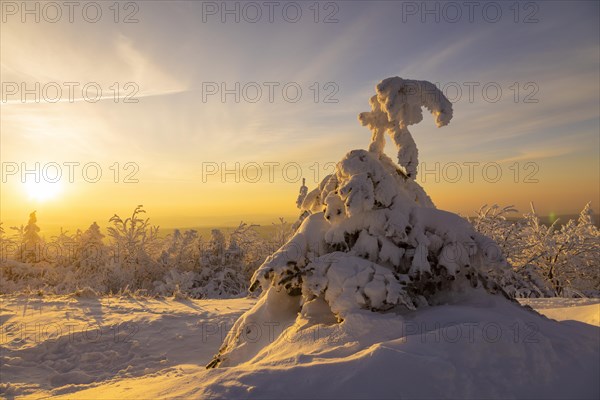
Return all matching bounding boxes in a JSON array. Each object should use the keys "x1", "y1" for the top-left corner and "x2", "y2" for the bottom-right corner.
[
  {"x1": 155, "y1": 223, "x2": 259, "y2": 299},
  {"x1": 106, "y1": 205, "x2": 161, "y2": 292},
  {"x1": 272, "y1": 217, "x2": 293, "y2": 248},
  {"x1": 296, "y1": 178, "x2": 308, "y2": 207},
  {"x1": 159, "y1": 229, "x2": 201, "y2": 271},
  {"x1": 228, "y1": 222, "x2": 266, "y2": 278},
  {"x1": 77, "y1": 222, "x2": 106, "y2": 271},
  {"x1": 50, "y1": 228, "x2": 76, "y2": 266},
  {"x1": 515, "y1": 204, "x2": 599, "y2": 296},
  {"x1": 204, "y1": 229, "x2": 227, "y2": 264},
  {"x1": 471, "y1": 205, "x2": 528, "y2": 268},
  {"x1": 0, "y1": 222, "x2": 10, "y2": 260},
  {"x1": 472, "y1": 203, "x2": 600, "y2": 296},
  {"x1": 150, "y1": 229, "x2": 201, "y2": 298},
  {"x1": 107, "y1": 206, "x2": 160, "y2": 264},
  {"x1": 9, "y1": 225, "x2": 24, "y2": 246},
  {"x1": 199, "y1": 223, "x2": 260, "y2": 296},
  {"x1": 208, "y1": 77, "x2": 534, "y2": 368},
  {"x1": 21, "y1": 211, "x2": 42, "y2": 263}
]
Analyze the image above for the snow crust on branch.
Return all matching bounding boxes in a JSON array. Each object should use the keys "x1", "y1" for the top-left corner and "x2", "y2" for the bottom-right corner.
[{"x1": 359, "y1": 77, "x2": 453, "y2": 178}]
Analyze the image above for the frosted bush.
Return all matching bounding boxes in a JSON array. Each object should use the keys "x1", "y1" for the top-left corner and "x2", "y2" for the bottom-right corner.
[
  {"x1": 473, "y1": 203, "x2": 600, "y2": 297},
  {"x1": 0, "y1": 209, "x2": 271, "y2": 297}
]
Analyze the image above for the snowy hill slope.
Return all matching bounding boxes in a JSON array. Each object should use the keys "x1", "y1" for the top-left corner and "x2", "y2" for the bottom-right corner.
[{"x1": 1, "y1": 294, "x2": 597, "y2": 399}]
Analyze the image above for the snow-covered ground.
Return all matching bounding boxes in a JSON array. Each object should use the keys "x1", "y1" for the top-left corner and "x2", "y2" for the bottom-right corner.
[
  {"x1": 1, "y1": 294, "x2": 598, "y2": 399},
  {"x1": 0, "y1": 294, "x2": 255, "y2": 399},
  {"x1": 519, "y1": 298, "x2": 600, "y2": 327}
]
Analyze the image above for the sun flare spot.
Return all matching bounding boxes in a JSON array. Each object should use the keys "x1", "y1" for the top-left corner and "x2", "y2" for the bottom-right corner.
[{"x1": 23, "y1": 180, "x2": 63, "y2": 202}]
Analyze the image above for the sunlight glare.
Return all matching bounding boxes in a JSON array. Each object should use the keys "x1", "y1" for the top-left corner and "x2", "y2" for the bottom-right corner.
[{"x1": 23, "y1": 180, "x2": 63, "y2": 202}]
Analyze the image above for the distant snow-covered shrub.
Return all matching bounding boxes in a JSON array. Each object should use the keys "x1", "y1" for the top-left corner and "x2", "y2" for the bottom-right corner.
[
  {"x1": 153, "y1": 226, "x2": 251, "y2": 299},
  {"x1": 0, "y1": 208, "x2": 279, "y2": 297},
  {"x1": 473, "y1": 203, "x2": 600, "y2": 297}
]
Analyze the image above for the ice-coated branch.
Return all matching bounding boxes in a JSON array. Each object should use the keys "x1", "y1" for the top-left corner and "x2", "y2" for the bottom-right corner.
[{"x1": 359, "y1": 77, "x2": 453, "y2": 179}]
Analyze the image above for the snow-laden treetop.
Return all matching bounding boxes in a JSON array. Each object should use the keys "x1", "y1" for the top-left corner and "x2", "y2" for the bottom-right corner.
[{"x1": 359, "y1": 77, "x2": 453, "y2": 178}]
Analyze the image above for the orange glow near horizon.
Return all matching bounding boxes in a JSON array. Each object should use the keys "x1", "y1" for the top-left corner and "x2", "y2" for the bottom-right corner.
[{"x1": 1, "y1": 156, "x2": 598, "y2": 237}]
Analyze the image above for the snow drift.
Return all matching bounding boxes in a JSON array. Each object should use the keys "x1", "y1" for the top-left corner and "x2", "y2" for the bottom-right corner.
[{"x1": 198, "y1": 294, "x2": 599, "y2": 399}]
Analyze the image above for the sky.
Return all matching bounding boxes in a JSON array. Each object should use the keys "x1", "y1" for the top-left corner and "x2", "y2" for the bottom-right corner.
[{"x1": 1, "y1": 0, "x2": 599, "y2": 234}]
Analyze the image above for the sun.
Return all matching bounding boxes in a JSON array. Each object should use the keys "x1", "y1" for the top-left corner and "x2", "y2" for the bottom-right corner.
[{"x1": 23, "y1": 180, "x2": 63, "y2": 202}]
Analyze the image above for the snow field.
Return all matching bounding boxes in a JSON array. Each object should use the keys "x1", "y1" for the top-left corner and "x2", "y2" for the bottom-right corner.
[{"x1": 1, "y1": 294, "x2": 598, "y2": 399}]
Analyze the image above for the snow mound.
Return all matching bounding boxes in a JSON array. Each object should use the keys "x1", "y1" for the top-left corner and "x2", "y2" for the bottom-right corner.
[{"x1": 202, "y1": 295, "x2": 599, "y2": 399}]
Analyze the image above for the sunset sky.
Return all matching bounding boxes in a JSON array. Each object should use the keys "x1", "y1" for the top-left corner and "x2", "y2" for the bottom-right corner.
[{"x1": 1, "y1": 1, "x2": 599, "y2": 234}]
